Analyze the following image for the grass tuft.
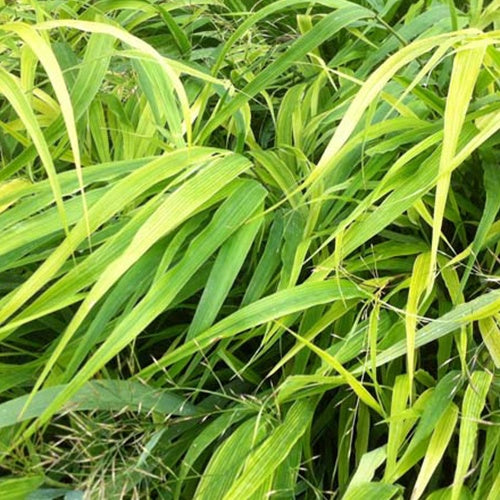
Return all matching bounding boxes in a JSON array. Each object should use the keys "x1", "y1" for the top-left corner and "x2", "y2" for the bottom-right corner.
[{"x1": 0, "y1": 0, "x2": 498, "y2": 498}]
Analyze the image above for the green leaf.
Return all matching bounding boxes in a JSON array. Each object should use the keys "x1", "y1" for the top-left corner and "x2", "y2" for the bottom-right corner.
[
  {"x1": 343, "y1": 482, "x2": 401, "y2": 500},
  {"x1": 345, "y1": 446, "x2": 386, "y2": 495},
  {"x1": 0, "y1": 380, "x2": 198, "y2": 429},
  {"x1": 0, "y1": 477, "x2": 44, "y2": 500},
  {"x1": 195, "y1": 416, "x2": 268, "y2": 500},
  {"x1": 411, "y1": 403, "x2": 458, "y2": 500},
  {"x1": 478, "y1": 316, "x2": 500, "y2": 368},
  {"x1": 428, "y1": 45, "x2": 486, "y2": 294},
  {"x1": 187, "y1": 215, "x2": 263, "y2": 339},
  {"x1": 199, "y1": 6, "x2": 373, "y2": 142},
  {"x1": 452, "y1": 371, "x2": 492, "y2": 500},
  {"x1": 363, "y1": 290, "x2": 500, "y2": 372},
  {"x1": 223, "y1": 399, "x2": 315, "y2": 500},
  {"x1": 405, "y1": 252, "x2": 431, "y2": 397},
  {"x1": 290, "y1": 332, "x2": 384, "y2": 416},
  {"x1": 140, "y1": 279, "x2": 369, "y2": 378}
]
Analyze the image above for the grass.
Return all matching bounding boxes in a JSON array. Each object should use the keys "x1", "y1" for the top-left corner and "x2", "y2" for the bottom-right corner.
[{"x1": 0, "y1": 0, "x2": 498, "y2": 498}]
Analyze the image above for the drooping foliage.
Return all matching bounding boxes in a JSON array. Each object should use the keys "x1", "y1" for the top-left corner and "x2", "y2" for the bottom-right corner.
[{"x1": 0, "y1": 0, "x2": 498, "y2": 498}]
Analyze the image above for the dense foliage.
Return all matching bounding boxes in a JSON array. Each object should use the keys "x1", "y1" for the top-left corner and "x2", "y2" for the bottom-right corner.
[{"x1": 0, "y1": 0, "x2": 499, "y2": 498}]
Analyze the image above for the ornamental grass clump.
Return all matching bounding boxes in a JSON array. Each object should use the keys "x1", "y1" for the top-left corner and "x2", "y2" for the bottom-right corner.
[{"x1": 0, "y1": 0, "x2": 498, "y2": 498}]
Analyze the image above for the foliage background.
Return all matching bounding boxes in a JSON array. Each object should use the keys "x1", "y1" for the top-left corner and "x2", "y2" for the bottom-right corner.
[{"x1": 0, "y1": 0, "x2": 498, "y2": 498}]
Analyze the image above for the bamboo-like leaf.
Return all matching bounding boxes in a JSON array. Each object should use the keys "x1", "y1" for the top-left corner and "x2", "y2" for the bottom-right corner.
[
  {"x1": 0, "y1": 66, "x2": 68, "y2": 234},
  {"x1": 0, "y1": 22, "x2": 89, "y2": 235},
  {"x1": 34, "y1": 19, "x2": 225, "y2": 144},
  {"x1": 0, "y1": 476, "x2": 44, "y2": 500},
  {"x1": 176, "y1": 411, "x2": 248, "y2": 499},
  {"x1": 0, "y1": 380, "x2": 199, "y2": 429},
  {"x1": 406, "y1": 252, "x2": 431, "y2": 397},
  {"x1": 187, "y1": 217, "x2": 262, "y2": 339},
  {"x1": 385, "y1": 374, "x2": 410, "y2": 479},
  {"x1": 0, "y1": 148, "x2": 220, "y2": 326},
  {"x1": 199, "y1": 6, "x2": 373, "y2": 142},
  {"x1": 343, "y1": 482, "x2": 401, "y2": 500},
  {"x1": 391, "y1": 371, "x2": 462, "y2": 481},
  {"x1": 139, "y1": 279, "x2": 369, "y2": 379},
  {"x1": 428, "y1": 45, "x2": 486, "y2": 295},
  {"x1": 0, "y1": 179, "x2": 31, "y2": 214},
  {"x1": 411, "y1": 403, "x2": 459, "y2": 500},
  {"x1": 461, "y1": 162, "x2": 500, "y2": 290},
  {"x1": 309, "y1": 32, "x2": 470, "y2": 186},
  {"x1": 195, "y1": 416, "x2": 268, "y2": 500},
  {"x1": 19, "y1": 166, "x2": 260, "y2": 436},
  {"x1": 222, "y1": 399, "x2": 315, "y2": 500},
  {"x1": 361, "y1": 290, "x2": 500, "y2": 372},
  {"x1": 344, "y1": 446, "x2": 386, "y2": 496},
  {"x1": 291, "y1": 332, "x2": 383, "y2": 416},
  {"x1": 478, "y1": 316, "x2": 500, "y2": 368},
  {"x1": 452, "y1": 371, "x2": 492, "y2": 500}
]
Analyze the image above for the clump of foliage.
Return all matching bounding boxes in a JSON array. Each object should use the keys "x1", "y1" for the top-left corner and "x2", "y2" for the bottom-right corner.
[{"x1": 0, "y1": 0, "x2": 499, "y2": 498}]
